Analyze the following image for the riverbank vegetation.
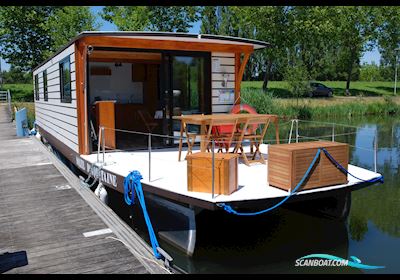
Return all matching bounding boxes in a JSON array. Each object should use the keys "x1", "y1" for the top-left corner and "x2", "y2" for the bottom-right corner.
[{"x1": 241, "y1": 87, "x2": 400, "y2": 119}]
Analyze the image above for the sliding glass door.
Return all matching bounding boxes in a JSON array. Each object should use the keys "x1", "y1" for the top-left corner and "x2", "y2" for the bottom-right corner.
[{"x1": 162, "y1": 51, "x2": 211, "y2": 140}]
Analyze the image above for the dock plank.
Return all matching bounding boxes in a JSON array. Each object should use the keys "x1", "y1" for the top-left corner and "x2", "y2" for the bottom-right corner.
[{"x1": 0, "y1": 105, "x2": 168, "y2": 274}]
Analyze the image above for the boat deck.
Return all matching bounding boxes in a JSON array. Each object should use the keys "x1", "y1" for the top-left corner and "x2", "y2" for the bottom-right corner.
[
  {"x1": 0, "y1": 105, "x2": 168, "y2": 274},
  {"x1": 82, "y1": 144, "x2": 382, "y2": 204}
]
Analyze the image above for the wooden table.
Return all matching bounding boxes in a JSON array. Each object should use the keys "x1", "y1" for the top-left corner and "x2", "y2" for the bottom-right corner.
[{"x1": 174, "y1": 114, "x2": 280, "y2": 159}]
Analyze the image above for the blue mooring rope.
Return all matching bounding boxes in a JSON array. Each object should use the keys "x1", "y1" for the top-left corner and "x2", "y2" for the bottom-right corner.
[
  {"x1": 123, "y1": 171, "x2": 161, "y2": 259},
  {"x1": 321, "y1": 148, "x2": 384, "y2": 184},
  {"x1": 217, "y1": 148, "x2": 322, "y2": 216},
  {"x1": 217, "y1": 147, "x2": 384, "y2": 216}
]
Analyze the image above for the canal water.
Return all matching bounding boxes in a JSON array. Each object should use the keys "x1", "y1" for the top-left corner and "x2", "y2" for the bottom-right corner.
[{"x1": 106, "y1": 115, "x2": 400, "y2": 274}]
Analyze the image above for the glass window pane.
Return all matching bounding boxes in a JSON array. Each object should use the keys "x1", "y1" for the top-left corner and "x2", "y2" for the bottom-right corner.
[
  {"x1": 60, "y1": 58, "x2": 71, "y2": 103},
  {"x1": 43, "y1": 70, "x2": 48, "y2": 101}
]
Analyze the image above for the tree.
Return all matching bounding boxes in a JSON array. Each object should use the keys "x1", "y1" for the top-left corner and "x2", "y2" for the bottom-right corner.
[
  {"x1": 1, "y1": 65, "x2": 31, "y2": 84},
  {"x1": 333, "y1": 6, "x2": 379, "y2": 94},
  {"x1": 0, "y1": 6, "x2": 58, "y2": 72},
  {"x1": 288, "y1": 7, "x2": 341, "y2": 80},
  {"x1": 283, "y1": 56, "x2": 311, "y2": 103},
  {"x1": 199, "y1": 6, "x2": 219, "y2": 34},
  {"x1": 240, "y1": 6, "x2": 291, "y2": 91},
  {"x1": 359, "y1": 62, "x2": 383, "y2": 82},
  {"x1": 101, "y1": 6, "x2": 149, "y2": 31},
  {"x1": 376, "y1": 6, "x2": 400, "y2": 82},
  {"x1": 101, "y1": 6, "x2": 200, "y2": 32},
  {"x1": 47, "y1": 6, "x2": 99, "y2": 51},
  {"x1": 0, "y1": 6, "x2": 98, "y2": 72}
]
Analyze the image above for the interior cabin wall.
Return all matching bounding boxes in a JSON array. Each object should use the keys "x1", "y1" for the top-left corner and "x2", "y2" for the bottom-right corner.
[
  {"x1": 89, "y1": 62, "x2": 144, "y2": 104},
  {"x1": 33, "y1": 44, "x2": 79, "y2": 153},
  {"x1": 88, "y1": 60, "x2": 161, "y2": 144}
]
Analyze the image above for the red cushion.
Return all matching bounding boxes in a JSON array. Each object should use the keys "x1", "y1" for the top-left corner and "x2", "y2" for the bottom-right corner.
[{"x1": 212, "y1": 125, "x2": 234, "y2": 134}]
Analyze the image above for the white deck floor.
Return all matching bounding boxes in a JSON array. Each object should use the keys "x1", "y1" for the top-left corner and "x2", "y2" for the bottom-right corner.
[{"x1": 81, "y1": 144, "x2": 382, "y2": 204}]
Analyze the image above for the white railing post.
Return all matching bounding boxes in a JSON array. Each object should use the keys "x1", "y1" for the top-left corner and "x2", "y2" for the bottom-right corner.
[
  {"x1": 332, "y1": 123, "x2": 335, "y2": 142},
  {"x1": 295, "y1": 119, "x2": 299, "y2": 143},
  {"x1": 374, "y1": 131, "x2": 378, "y2": 173},
  {"x1": 211, "y1": 139, "x2": 215, "y2": 199},
  {"x1": 102, "y1": 127, "x2": 105, "y2": 164},
  {"x1": 148, "y1": 133, "x2": 152, "y2": 182},
  {"x1": 288, "y1": 119, "x2": 295, "y2": 144},
  {"x1": 97, "y1": 126, "x2": 102, "y2": 163}
]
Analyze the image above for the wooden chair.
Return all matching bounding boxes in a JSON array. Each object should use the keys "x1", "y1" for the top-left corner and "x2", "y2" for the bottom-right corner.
[
  {"x1": 178, "y1": 114, "x2": 204, "y2": 161},
  {"x1": 138, "y1": 109, "x2": 158, "y2": 133},
  {"x1": 233, "y1": 116, "x2": 271, "y2": 166},
  {"x1": 178, "y1": 120, "x2": 198, "y2": 161},
  {"x1": 205, "y1": 118, "x2": 239, "y2": 154}
]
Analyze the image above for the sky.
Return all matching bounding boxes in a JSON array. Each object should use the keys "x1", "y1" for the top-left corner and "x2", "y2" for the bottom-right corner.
[{"x1": 0, "y1": 6, "x2": 380, "y2": 71}]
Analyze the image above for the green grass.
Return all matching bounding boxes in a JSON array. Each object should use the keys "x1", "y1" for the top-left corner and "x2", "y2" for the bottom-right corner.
[
  {"x1": 0, "y1": 84, "x2": 33, "y2": 102},
  {"x1": 242, "y1": 81, "x2": 397, "y2": 97}
]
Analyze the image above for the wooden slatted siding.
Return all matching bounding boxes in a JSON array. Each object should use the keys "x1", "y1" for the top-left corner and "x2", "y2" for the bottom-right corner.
[
  {"x1": 211, "y1": 52, "x2": 236, "y2": 113},
  {"x1": 33, "y1": 44, "x2": 79, "y2": 153}
]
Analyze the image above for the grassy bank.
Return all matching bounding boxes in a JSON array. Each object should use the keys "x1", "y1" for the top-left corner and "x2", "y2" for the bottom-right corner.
[
  {"x1": 12, "y1": 102, "x2": 35, "y2": 129},
  {"x1": 4, "y1": 82, "x2": 400, "y2": 122},
  {"x1": 241, "y1": 87, "x2": 400, "y2": 119},
  {"x1": 0, "y1": 84, "x2": 33, "y2": 101},
  {"x1": 242, "y1": 81, "x2": 397, "y2": 97},
  {"x1": 4, "y1": 81, "x2": 398, "y2": 102}
]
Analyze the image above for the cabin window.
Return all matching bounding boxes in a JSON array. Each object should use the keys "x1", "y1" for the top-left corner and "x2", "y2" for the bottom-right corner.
[
  {"x1": 34, "y1": 74, "x2": 39, "y2": 101},
  {"x1": 43, "y1": 70, "x2": 48, "y2": 101},
  {"x1": 59, "y1": 57, "x2": 71, "y2": 103}
]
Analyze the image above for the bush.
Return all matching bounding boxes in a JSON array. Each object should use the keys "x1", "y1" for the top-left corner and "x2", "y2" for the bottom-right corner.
[
  {"x1": 0, "y1": 84, "x2": 33, "y2": 101},
  {"x1": 383, "y1": 96, "x2": 398, "y2": 115},
  {"x1": 241, "y1": 87, "x2": 276, "y2": 114},
  {"x1": 283, "y1": 61, "x2": 312, "y2": 98}
]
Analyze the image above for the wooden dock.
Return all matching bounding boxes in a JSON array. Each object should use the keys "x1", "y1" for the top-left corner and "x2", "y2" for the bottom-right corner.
[{"x1": 0, "y1": 105, "x2": 169, "y2": 274}]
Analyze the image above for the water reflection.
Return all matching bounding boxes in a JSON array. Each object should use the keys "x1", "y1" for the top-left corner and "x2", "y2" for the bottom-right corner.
[
  {"x1": 325, "y1": 116, "x2": 400, "y2": 273},
  {"x1": 182, "y1": 208, "x2": 359, "y2": 274}
]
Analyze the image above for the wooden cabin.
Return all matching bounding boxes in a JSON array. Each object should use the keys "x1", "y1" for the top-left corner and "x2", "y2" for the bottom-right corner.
[{"x1": 32, "y1": 31, "x2": 270, "y2": 157}]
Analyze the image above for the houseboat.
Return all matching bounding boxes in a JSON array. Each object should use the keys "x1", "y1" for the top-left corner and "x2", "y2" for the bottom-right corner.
[{"x1": 32, "y1": 31, "x2": 383, "y2": 257}]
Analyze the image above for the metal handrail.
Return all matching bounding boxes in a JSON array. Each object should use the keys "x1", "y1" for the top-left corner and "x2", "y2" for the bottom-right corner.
[{"x1": 287, "y1": 118, "x2": 379, "y2": 173}]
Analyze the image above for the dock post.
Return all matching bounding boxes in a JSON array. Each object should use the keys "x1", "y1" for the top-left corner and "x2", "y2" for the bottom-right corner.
[
  {"x1": 295, "y1": 119, "x2": 299, "y2": 143},
  {"x1": 148, "y1": 133, "x2": 151, "y2": 182},
  {"x1": 211, "y1": 139, "x2": 215, "y2": 199},
  {"x1": 7, "y1": 89, "x2": 11, "y2": 117},
  {"x1": 332, "y1": 123, "x2": 335, "y2": 142},
  {"x1": 374, "y1": 130, "x2": 378, "y2": 173}
]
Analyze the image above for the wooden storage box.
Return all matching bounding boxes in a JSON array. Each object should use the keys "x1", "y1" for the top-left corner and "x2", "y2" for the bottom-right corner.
[
  {"x1": 268, "y1": 141, "x2": 348, "y2": 191},
  {"x1": 186, "y1": 152, "x2": 239, "y2": 195}
]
